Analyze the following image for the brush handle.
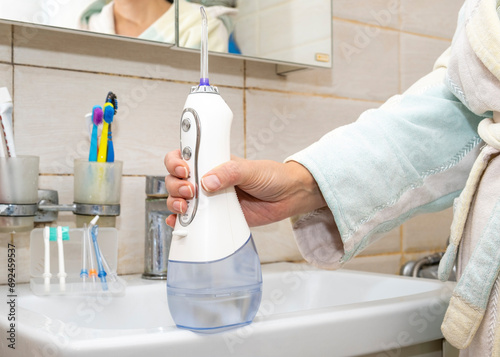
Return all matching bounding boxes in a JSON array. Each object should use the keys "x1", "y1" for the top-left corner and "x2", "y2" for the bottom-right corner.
[
  {"x1": 89, "y1": 124, "x2": 99, "y2": 162},
  {"x1": 106, "y1": 124, "x2": 114, "y2": 163},
  {"x1": 57, "y1": 226, "x2": 67, "y2": 291},
  {"x1": 43, "y1": 227, "x2": 52, "y2": 292},
  {"x1": 97, "y1": 122, "x2": 109, "y2": 163},
  {"x1": 0, "y1": 104, "x2": 15, "y2": 157}
]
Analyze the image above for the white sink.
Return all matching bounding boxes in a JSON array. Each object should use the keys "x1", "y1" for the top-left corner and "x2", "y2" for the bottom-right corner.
[{"x1": 0, "y1": 262, "x2": 454, "y2": 357}]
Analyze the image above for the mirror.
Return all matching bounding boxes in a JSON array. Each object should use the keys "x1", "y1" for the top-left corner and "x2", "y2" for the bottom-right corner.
[
  {"x1": 178, "y1": 0, "x2": 332, "y2": 67},
  {"x1": 0, "y1": 0, "x2": 332, "y2": 68}
]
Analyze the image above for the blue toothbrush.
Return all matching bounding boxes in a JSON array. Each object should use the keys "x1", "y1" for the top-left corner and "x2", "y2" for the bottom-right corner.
[{"x1": 89, "y1": 106, "x2": 103, "y2": 162}]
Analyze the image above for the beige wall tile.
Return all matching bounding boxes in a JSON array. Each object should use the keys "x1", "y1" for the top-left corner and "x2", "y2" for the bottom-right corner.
[
  {"x1": 116, "y1": 176, "x2": 146, "y2": 275},
  {"x1": 251, "y1": 220, "x2": 303, "y2": 264},
  {"x1": 38, "y1": 175, "x2": 76, "y2": 228},
  {"x1": 13, "y1": 66, "x2": 244, "y2": 175},
  {"x1": 358, "y1": 226, "x2": 400, "y2": 256},
  {"x1": 246, "y1": 20, "x2": 399, "y2": 102},
  {"x1": 245, "y1": 89, "x2": 377, "y2": 161},
  {"x1": 0, "y1": 23, "x2": 11, "y2": 63},
  {"x1": 400, "y1": 0, "x2": 464, "y2": 39},
  {"x1": 0, "y1": 64, "x2": 13, "y2": 97},
  {"x1": 402, "y1": 207, "x2": 453, "y2": 253},
  {"x1": 400, "y1": 33, "x2": 450, "y2": 92},
  {"x1": 0, "y1": 231, "x2": 30, "y2": 284},
  {"x1": 333, "y1": 0, "x2": 400, "y2": 29},
  {"x1": 12, "y1": 26, "x2": 244, "y2": 88},
  {"x1": 343, "y1": 253, "x2": 401, "y2": 275}
]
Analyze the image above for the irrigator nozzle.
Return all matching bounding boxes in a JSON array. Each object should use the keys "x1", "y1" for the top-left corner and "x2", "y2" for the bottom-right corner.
[{"x1": 200, "y1": 7, "x2": 209, "y2": 86}]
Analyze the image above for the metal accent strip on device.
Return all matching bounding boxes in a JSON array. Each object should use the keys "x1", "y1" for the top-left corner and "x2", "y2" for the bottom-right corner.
[{"x1": 179, "y1": 107, "x2": 201, "y2": 227}]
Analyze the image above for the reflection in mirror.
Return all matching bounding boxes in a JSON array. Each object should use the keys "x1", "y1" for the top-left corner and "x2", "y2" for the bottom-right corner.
[
  {"x1": 180, "y1": 0, "x2": 333, "y2": 67},
  {"x1": 0, "y1": 0, "x2": 332, "y2": 68},
  {"x1": 0, "y1": 0, "x2": 235, "y2": 49},
  {"x1": 0, "y1": 0, "x2": 179, "y2": 45}
]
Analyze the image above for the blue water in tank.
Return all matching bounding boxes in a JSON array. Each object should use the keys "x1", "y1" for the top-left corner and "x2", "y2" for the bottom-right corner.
[{"x1": 167, "y1": 235, "x2": 262, "y2": 333}]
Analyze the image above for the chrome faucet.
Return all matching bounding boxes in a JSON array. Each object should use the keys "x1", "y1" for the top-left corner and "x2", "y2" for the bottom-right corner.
[{"x1": 142, "y1": 176, "x2": 172, "y2": 280}]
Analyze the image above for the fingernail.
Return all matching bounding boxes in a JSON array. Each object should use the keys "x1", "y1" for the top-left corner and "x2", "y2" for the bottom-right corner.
[
  {"x1": 179, "y1": 185, "x2": 193, "y2": 198},
  {"x1": 175, "y1": 166, "x2": 188, "y2": 178},
  {"x1": 201, "y1": 175, "x2": 221, "y2": 191},
  {"x1": 173, "y1": 201, "x2": 183, "y2": 213}
]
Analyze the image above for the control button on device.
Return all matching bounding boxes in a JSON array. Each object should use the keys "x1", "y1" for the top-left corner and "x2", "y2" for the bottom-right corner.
[
  {"x1": 182, "y1": 146, "x2": 192, "y2": 160},
  {"x1": 181, "y1": 118, "x2": 191, "y2": 132}
]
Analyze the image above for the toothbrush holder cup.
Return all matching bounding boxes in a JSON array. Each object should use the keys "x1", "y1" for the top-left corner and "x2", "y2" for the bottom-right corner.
[
  {"x1": 73, "y1": 159, "x2": 123, "y2": 227},
  {"x1": 0, "y1": 156, "x2": 40, "y2": 233}
]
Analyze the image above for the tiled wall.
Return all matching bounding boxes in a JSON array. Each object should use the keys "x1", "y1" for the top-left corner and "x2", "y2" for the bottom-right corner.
[{"x1": 0, "y1": 0, "x2": 464, "y2": 283}]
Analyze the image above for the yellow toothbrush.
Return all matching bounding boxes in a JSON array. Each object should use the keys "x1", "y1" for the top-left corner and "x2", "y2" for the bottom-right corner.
[{"x1": 97, "y1": 103, "x2": 114, "y2": 162}]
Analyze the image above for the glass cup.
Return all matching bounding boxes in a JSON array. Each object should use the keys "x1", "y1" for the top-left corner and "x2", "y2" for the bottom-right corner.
[
  {"x1": 0, "y1": 156, "x2": 40, "y2": 233},
  {"x1": 73, "y1": 159, "x2": 123, "y2": 227}
]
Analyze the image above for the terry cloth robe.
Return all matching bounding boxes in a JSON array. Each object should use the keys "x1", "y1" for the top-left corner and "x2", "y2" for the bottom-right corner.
[
  {"x1": 287, "y1": 0, "x2": 500, "y2": 354},
  {"x1": 78, "y1": 0, "x2": 231, "y2": 52}
]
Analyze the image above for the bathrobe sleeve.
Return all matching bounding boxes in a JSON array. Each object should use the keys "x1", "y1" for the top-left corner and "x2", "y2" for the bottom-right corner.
[{"x1": 286, "y1": 50, "x2": 488, "y2": 270}]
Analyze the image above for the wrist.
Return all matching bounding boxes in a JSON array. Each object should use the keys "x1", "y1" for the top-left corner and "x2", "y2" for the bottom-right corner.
[{"x1": 285, "y1": 161, "x2": 326, "y2": 215}]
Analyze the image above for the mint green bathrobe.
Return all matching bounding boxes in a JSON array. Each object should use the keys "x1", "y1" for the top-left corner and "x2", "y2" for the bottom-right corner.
[{"x1": 288, "y1": 0, "x2": 500, "y2": 354}]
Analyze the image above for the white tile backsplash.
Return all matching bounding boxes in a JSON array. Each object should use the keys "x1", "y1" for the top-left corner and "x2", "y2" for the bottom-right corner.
[{"x1": 0, "y1": 23, "x2": 11, "y2": 63}]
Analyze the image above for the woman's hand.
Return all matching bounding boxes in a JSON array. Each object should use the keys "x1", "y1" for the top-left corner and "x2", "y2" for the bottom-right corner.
[{"x1": 164, "y1": 149, "x2": 326, "y2": 228}]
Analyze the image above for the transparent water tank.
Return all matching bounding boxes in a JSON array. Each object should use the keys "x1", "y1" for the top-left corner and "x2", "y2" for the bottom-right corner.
[{"x1": 167, "y1": 235, "x2": 262, "y2": 333}]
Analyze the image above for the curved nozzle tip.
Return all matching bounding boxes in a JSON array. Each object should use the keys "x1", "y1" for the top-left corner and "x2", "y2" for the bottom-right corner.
[{"x1": 90, "y1": 215, "x2": 100, "y2": 226}]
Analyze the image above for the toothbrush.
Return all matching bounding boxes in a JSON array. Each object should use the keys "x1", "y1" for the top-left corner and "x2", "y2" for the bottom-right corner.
[
  {"x1": 97, "y1": 103, "x2": 114, "y2": 163},
  {"x1": 0, "y1": 88, "x2": 15, "y2": 157},
  {"x1": 80, "y1": 224, "x2": 89, "y2": 289},
  {"x1": 106, "y1": 92, "x2": 118, "y2": 115},
  {"x1": 89, "y1": 106, "x2": 103, "y2": 162},
  {"x1": 42, "y1": 227, "x2": 52, "y2": 292},
  {"x1": 103, "y1": 103, "x2": 115, "y2": 163},
  {"x1": 91, "y1": 225, "x2": 108, "y2": 291},
  {"x1": 51, "y1": 226, "x2": 70, "y2": 292},
  {"x1": 105, "y1": 92, "x2": 118, "y2": 163}
]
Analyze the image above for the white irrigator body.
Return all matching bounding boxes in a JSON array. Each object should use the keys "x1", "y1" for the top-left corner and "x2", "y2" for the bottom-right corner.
[{"x1": 167, "y1": 7, "x2": 262, "y2": 333}]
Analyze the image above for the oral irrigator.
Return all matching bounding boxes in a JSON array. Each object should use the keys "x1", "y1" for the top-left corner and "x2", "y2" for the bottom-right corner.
[{"x1": 167, "y1": 7, "x2": 262, "y2": 333}]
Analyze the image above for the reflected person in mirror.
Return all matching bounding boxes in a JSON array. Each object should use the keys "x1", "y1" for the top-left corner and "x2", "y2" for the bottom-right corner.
[{"x1": 78, "y1": 0, "x2": 231, "y2": 51}]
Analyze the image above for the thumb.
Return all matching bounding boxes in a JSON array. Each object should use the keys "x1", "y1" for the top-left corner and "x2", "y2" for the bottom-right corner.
[{"x1": 201, "y1": 159, "x2": 249, "y2": 193}]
